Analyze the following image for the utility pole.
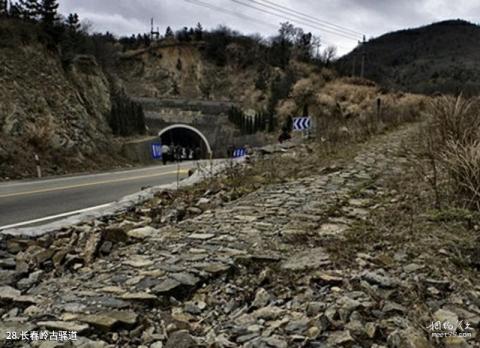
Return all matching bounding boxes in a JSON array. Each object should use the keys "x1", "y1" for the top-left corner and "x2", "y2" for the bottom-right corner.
[
  {"x1": 360, "y1": 35, "x2": 366, "y2": 78},
  {"x1": 351, "y1": 53, "x2": 356, "y2": 77},
  {"x1": 150, "y1": 18, "x2": 159, "y2": 40}
]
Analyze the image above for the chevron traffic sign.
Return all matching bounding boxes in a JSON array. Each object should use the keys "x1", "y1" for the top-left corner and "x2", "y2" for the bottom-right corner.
[
  {"x1": 233, "y1": 147, "x2": 247, "y2": 158},
  {"x1": 293, "y1": 117, "x2": 311, "y2": 131}
]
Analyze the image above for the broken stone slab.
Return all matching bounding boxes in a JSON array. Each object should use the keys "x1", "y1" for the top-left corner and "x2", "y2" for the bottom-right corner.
[
  {"x1": 188, "y1": 233, "x2": 215, "y2": 240},
  {"x1": 164, "y1": 330, "x2": 198, "y2": 348},
  {"x1": 36, "y1": 321, "x2": 89, "y2": 334},
  {"x1": 311, "y1": 271, "x2": 343, "y2": 285},
  {"x1": 101, "y1": 227, "x2": 129, "y2": 243},
  {"x1": 0, "y1": 270, "x2": 16, "y2": 286},
  {"x1": 79, "y1": 311, "x2": 138, "y2": 331},
  {"x1": 184, "y1": 301, "x2": 206, "y2": 315},
  {"x1": 327, "y1": 330, "x2": 354, "y2": 346},
  {"x1": 348, "y1": 198, "x2": 371, "y2": 207},
  {"x1": 233, "y1": 215, "x2": 258, "y2": 222},
  {"x1": 342, "y1": 207, "x2": 370, "y2": 219},
  {"x1": 98, "y1": 286, "x2": 125, "y2": 294},
  {"x1": 280, "y1": 247, "x2": 330, "y2": 271},
  {"x1": 187, "y1": 207, "x2": 203, "y2": 215},
  {"x1": 403, "y1": 263, "x2": 424, "y2": 273},
  {"x1": 306, "y1": 302, "x2": 326, "y2": 317},
  {"x1": 383, "y1": 301, "x2": 407, "y2": 314},
  {"x1": 123, "y1": 256, "x2": 154, "y2": 268},
  {"x1": 361, "y1": 270, "x2": 399, "y2": 288},
  {"x1": 83, "y1": 232, "x2": 102, "y2": 264},
  {"x1": 444, "y1": 336, "x2": 470, "y2": 348},
  {"x1": 260, "y1": 336, "x2": 288, "y2": 348},
  {"x1": 80, "y1": 314, "x2": 117, "y2": 331},
  {"x1": 0, "y1": 321, "x2": 36, "y2": 339},
  {"x1": 0, "y1": 285, "x2": 20, "y2": 299},
  {"x1": 318, "y1": 223, "x2": 348, "y2": 236},
  {"x1": 337, "y1": 296, "x2": 362, "y2": 312},
  {"x1": 387, "y1": 328, "x2": 432, "y2": 348},
  {"x1": 0, "y1": 285, "x2": 38, "y2": 305},
  {"x1": 284, "y1": 318, "x2": 310, "y2": 334},
  {"x1": 197, "y1": 263, "x2": 231, "y2": 275},
  {"x1": 0, "y1": 258, "x2": 16, "y2": 269},
  {"x1": 434, "y1": 309, "x2": 459, "y2": 332},
  {"x1": 252, "y1": 306, "x2": 285, "y2": 320},
  {"x1": 153, "y1": 278, "x2": 182, "y2": 295},
  {"x1": 251, "y1": 288, "x2": 272, "y2": 308},
  {"x1": 118, "y1": 292, "x2": 157, "y2": 302},
  {"x1": 127, "y1": 226, "x2": 159, "y2": 240},
  {"x1": 170, "y1": 272, "x2": 200, "y2": 287},
  {"x1": 103, "y1": 310, "x2": 138, "y2": 326},
  {"x1": 17, "y1": 270, "x2": 44, "y2": 290}
]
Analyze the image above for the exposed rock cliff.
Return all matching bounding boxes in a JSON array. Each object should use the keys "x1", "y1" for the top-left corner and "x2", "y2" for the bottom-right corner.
[
  {"x1": 114, "y1": 42, "x2": 274, "y2": 109},
  {"x1": 0, "y1": 42, "x2": 126, "y2": 179}
]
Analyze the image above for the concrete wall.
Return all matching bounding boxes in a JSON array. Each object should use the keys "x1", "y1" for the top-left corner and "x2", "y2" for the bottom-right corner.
[{"x1": 122, "y1": 136, "x2": 163, "y2": 164}]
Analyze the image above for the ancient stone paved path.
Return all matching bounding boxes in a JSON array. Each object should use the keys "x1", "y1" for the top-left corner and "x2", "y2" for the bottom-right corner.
[{"x1": 4, "y1": 125, "x2": 474, "y2": 347}]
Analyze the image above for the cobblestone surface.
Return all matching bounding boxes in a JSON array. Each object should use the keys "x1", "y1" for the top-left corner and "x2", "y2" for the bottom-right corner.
[{"x1": 1, "y1": 125, "x2": 479, "y2": 347}]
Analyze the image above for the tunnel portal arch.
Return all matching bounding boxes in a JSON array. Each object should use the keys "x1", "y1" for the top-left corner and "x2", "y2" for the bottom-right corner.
[{"x1": 158, "y1": 124, "x2": 212, "y2": 157}]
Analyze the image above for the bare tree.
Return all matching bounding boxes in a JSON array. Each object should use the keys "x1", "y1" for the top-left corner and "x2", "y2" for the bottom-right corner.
[
  {"x1": 312, "y1": 35, "x2": 321, "y2": 58},
  {"x1": 321, "y1": 45, "x2": 337, "y2": 66}
]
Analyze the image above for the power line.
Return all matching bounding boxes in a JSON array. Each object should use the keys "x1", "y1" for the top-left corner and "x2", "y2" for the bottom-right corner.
[
  {"x1": 184, "y1": 0, "x2": 354, "y2": 51},
  {"x1": 252, "y1": 0, "x2": 363, "y2": 36},
  {"x1": 184, "y1": 0, "x2": 276, "y2": 30},
  {"x1": 230, "y1": 0, "x2": 361, "y2": 41},
  {"x1": 243, "y1": 0, "x2": 362, "y2": 38}
]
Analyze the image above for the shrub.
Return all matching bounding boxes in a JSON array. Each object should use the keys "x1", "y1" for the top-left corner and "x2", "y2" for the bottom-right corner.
[{"x1": 109, "y1": 95, "x2": 146, "y2": 136}]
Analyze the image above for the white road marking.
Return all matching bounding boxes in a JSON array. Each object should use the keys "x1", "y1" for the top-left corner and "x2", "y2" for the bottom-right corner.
[
  {"x1": 0, "y1": 162, "x2": 194, "y2": 188},
  {"x1": 0, "y1": 203, "x2": 112, "y2": 231}
]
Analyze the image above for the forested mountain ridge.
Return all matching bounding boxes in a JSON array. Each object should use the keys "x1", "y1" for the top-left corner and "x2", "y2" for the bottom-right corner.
[{"x1": 336, "y1": 20, "x2": 480, "y2": 95}]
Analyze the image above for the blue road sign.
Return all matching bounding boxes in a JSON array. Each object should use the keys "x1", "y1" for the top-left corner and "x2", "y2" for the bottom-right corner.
[
  {"x1": 151, "y1": 143, "x2": 162, "y2": 159},
  {"x1": 293, "y1": 117, "x2": 311, "y2": 131},
  {"x1": 233, "y1": 147, "x2": 247, "y2": 158}
]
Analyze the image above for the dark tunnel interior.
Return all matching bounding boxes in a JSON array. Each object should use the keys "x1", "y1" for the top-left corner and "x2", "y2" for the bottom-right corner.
[{"x1": 159, "y1": 127, "x2": 209, "y2": 159}]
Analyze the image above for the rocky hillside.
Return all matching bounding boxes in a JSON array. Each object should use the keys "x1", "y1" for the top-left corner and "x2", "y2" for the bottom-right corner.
[
  {"x1": 114, "y1": 41, "x2": 294, "y2": 111},
  {"x1": 336, "y1": 20, "x2": 480, "y2": 95},
  {"x1": 0, "y1": 20, "x2": 135, "y2": 179}
]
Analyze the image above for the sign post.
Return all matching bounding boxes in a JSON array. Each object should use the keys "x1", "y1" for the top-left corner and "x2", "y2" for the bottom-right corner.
[{"x1": 34, "y1": 154, "x2": 42, "y2": 178}]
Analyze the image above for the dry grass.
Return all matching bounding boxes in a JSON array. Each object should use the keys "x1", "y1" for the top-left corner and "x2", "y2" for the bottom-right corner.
[
  {"x1": 24, "y1": 118, "x2": 56, "y2": 151},
  {"x1": 412, "y1": 95, "x2": 480, "y2": 210},
  {"x1": 309, "y1": 80, "x2": 426, "y2": 145}
]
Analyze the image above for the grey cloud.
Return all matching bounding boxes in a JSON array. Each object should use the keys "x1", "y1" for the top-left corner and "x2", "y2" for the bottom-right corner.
[{"x1": 57, "y1": 0, "x2": 480, "y2": 55}]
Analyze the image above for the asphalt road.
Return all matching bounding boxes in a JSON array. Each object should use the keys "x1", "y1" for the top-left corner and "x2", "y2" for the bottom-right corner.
[{"x1": 0, "y1": 162, "x2": 197, "y2": 229}]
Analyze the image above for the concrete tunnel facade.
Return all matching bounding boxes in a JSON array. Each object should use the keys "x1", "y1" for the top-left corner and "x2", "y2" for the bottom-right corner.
[{"x1": 158, "y1": 124, "x2": 213, "y2": 158}]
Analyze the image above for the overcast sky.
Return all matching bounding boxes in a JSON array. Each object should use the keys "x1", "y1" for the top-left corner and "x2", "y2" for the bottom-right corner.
[{"x1": 58, "y1": 0, "x2": 480, "y2": 56}]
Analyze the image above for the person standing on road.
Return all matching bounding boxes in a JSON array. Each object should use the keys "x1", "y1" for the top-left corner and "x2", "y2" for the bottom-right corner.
[
  {"x1": 194, "y1": 146, "x2": 201, "y2": 160},
  {"x1": 161, "y1": 144, "x2": 170, "y2": 165},
  {"x1": 181, "y1": 147, "x2": 187, "y2": 161},
  {"x1": 278, "y1": 127, "x2": 291, "y2": 143}
]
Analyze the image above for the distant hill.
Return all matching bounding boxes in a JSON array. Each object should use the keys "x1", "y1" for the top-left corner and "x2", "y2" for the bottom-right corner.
[{"x1": 336, "y1": 20, "x2": 480, "y2": 95}]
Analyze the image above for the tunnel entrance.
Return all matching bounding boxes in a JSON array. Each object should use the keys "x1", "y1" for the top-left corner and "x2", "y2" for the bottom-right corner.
[{"x1": 158, "y1": 124, "x2": 212, "y2": 159}]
